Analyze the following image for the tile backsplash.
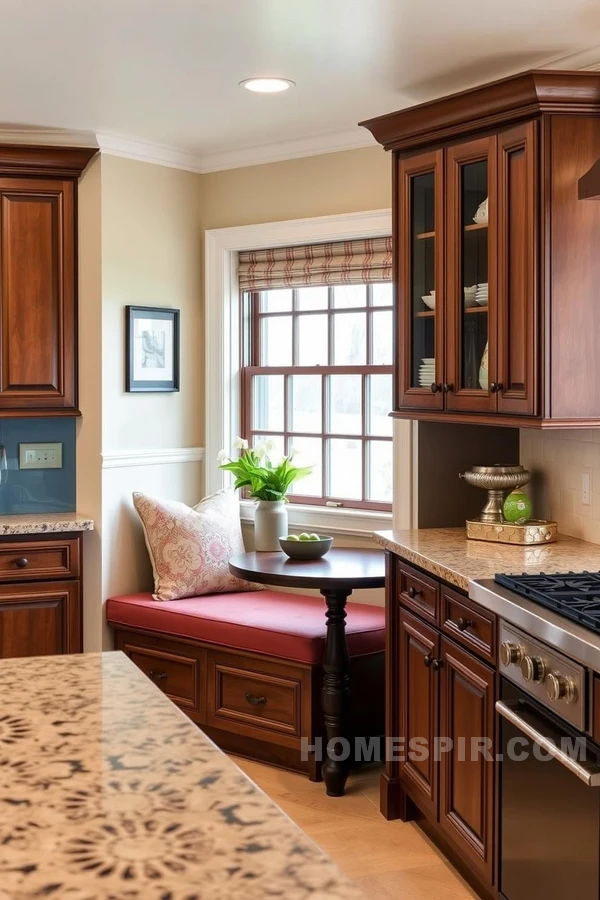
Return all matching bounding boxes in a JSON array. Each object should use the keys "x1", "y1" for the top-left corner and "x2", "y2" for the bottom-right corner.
[
  {"x1": 520, "y1": 429, "x2": 600, "y2": 544},
  {"x1": 0, "y1": 418, "x2": 75, "y2": 515}
]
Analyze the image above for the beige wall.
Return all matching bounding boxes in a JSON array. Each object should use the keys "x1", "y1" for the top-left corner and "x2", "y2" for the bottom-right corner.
[
  {"x1": 76, "y1": 155, "x2": 104, "y2": 651},
  {"x1": 101, "y1": 155, "x2": 203, "y2": 451},
  {"x1": 199, "y1": 147, "x2": 390, "y2": 229},
  {"x1": 521, "y1": 430, "x2": 600, "y2": 544}
]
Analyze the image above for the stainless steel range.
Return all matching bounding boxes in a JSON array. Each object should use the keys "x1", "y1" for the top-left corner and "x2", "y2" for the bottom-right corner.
[{"x1": 470, "y1": 572, "x2": 600, "y2": 900}]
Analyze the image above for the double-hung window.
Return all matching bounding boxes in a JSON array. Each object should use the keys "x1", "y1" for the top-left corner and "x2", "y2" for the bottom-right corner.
[{"x1": 239, "y1": 238, "x2": 393, "y2": 510}]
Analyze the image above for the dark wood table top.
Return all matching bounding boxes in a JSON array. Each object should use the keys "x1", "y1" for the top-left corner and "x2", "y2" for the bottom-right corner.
[{"x1": 229, "y1": 548, "x2": 385, "y2": 591}]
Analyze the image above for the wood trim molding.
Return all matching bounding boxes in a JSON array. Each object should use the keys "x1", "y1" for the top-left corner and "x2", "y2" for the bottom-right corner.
[
  {"x1": 0, "y1": 145, "x2": 97, "y2": 178},
  {"x1": 101, "y1": 447, "x2": 205, "y2": 469}
]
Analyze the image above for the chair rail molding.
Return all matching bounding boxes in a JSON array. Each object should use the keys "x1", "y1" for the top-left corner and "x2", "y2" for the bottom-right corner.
[
  {"x1": 204, "y1": 208, "x2": 413, "y2": 531},
  {"x1": 102, "y1": 448, "x2": 205, "y2": 469}
]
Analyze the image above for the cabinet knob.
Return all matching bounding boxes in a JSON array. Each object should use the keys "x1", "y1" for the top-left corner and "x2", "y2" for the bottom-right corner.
[
  {"x1": 245, "y1": 692, "x2": 267, "y2": 706},
  {"x1": 407, "y1": 586, "x2": 420, "y2": 599},
  {"x1": 149, "y1": 670, "x2": 167, "y2": 681},
  {"x1": 431, "y1": 659, "x2": 443, "y2": 671},
  {"x1": 490, "y1": 382, "x2": 504, "y2": 394},
  {"x1": 442, "y1": 383, "x2": 454, "y2": 393},
  {"x1": 15, "y1": 558, "x2": 28, "y2": 568},
  {"x1": 457, "y1": 617, "x2": 472, "y2": 632},
  {"x1": 423, "y1": 654, "x2": 433, "y2": 668},
  {"x1": 430, "y1": 383, "x2": 442, "y2": 394}
]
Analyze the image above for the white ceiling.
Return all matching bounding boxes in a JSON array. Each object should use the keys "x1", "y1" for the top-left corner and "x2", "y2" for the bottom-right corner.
[{"x1": 1, "y1": 0, "x2": 600, "y2": 170}]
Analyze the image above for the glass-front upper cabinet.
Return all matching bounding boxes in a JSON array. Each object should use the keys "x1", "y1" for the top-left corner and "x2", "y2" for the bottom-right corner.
[
  {"x1": 397, "y1": 150, "x2": 444, "y2": 410},
  {"x1": 446, "y1": 137, "x2": 497, "y2": 413}
]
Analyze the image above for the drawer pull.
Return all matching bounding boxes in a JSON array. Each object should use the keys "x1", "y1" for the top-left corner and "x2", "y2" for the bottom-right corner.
[
  {"x1": 423, "y1": 654, "x2": 433, "y2": 668},
  {"x1": 245, "y1": 692, "x2": 267, "y2": 706},
  {"x1": 15, "y1": 558, "x2": 28, "y2": 569},
  {"x1": 407, "y1": 586, "x2": 421, "y2": 599},
  {"x1": 149, "y1": 670, "x2": 168, "y2": 681},
  {"x1": 431, "y1": 659, "x2": 443, "y2": 671},
  {"x1": 457, "y1": 617, "x2": 473, "y2": 632}
]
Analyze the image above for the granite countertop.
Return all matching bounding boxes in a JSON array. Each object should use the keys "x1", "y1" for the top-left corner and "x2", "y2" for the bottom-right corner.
[
  {"x1": 0, "y1": 512, "x2": 94, "y2": 535},
  {"x1": 0, "y1": 651, "x2": 361, "y2": 900},
  {"x1": 374, "y1": 527, "x2": 600, "y2": 592}
]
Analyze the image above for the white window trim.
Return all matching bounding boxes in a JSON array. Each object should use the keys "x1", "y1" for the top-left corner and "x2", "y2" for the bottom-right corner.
[{"x1": 204, "y1": 209, "x2": 412, "y2": 537}]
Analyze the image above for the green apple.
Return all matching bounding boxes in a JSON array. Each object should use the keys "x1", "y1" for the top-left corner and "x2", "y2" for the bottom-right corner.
[
  {"x1": 309, "y1": 533, "x2": 320, "y2": 541},
  {"x1": 298, "y1": 533, "x2": 311, "y2": 541},
  {"x1": 286, "y1": 534, "x2": 300, "y2": 542},
  {"x1": 503, "y1": 490, "x2": 532, "y2": 524}
]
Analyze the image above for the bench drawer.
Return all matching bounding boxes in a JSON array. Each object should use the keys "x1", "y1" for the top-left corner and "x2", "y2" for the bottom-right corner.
[
  {"x1": 123, "y1": 641, "x2": 202, "y2": 713},
  {"x1": 441, "y1": 587, "x2": 496, "y2": 663},
  {"x1": 397, "y1": 559, "x2": 440, "y2": 624},
  {"x1": 0, "y1": 538, "x2": 80, "y2": 582},
  {"x1": 207, "y1": 650, "x2": 305, "y2": 741}
]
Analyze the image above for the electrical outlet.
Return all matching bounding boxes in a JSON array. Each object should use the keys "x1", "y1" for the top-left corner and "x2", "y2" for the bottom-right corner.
[
  {"x1": 19, "y1": 443, "x2": 63, "y2": 470},
  {"x1": 583, "y1": 472, "x2": 591, "y2": 506}
]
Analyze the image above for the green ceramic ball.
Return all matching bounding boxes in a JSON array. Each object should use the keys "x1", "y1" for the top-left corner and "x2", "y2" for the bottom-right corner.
[{"x1": 503, "y1": 490, "x2": 532, "y2": 524}]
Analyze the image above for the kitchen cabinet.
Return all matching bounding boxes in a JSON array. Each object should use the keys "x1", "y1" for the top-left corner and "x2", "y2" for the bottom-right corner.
[
  {"x1": 362, "y1": 70, "x2": 600, "y2": 427},
  {"x1": 0, "y1": 534, "x2": 82, "y2": 657},
  {"x1": 0, "y1": 146, "x2": 96, "y2": 416},
  {"x1": 384, "y1": 553, "x2": 496, "y2": 898}
]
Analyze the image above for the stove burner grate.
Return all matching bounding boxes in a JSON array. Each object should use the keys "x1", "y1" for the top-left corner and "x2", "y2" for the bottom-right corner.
[{"x1": 495, "y1": 572, "x2": 600, "y2": 633}]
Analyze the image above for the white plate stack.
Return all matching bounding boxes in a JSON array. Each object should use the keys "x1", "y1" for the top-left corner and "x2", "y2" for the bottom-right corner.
[
  {"x1": 475, "y1": 282, "x2": 488, "y2": 307},
  {"x1": 418, "y1": 358, "x2": 435, "y2": 388}
]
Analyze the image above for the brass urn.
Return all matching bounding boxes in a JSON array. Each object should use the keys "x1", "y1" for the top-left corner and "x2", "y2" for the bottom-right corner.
[{"x1": 459, "y1": 464, "x2": 530, "y2": 524}]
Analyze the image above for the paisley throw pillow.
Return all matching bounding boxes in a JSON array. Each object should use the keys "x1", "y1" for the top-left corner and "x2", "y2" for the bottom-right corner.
[{"x1": 132, "y1": 489, "x2": 261, "y2": 601}]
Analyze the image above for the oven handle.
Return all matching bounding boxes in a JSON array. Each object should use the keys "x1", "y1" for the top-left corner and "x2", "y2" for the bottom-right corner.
[{"x1": 496, "y1": 700, "x2": 600, "y2": 787}]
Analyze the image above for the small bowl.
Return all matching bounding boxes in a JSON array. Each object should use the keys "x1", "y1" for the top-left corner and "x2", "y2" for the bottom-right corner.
[
  {"x1": 279, "y1": 535, "x2": 334, "y2": 560},
  {"x1": 421, "y1": 294, "x2": 435, "y2": 310}
]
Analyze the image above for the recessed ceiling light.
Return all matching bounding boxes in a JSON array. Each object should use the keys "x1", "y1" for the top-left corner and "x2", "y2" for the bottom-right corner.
[{"x1": 240, "y1": 77, "x2": 295, "y2": 94}]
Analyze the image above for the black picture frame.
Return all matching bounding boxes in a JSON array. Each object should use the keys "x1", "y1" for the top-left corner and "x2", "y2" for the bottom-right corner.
[{"x1": 125, "y1": 306, "x2": 180, "y2": 392}]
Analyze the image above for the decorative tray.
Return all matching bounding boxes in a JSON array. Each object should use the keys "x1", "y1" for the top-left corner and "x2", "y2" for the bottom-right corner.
[{"x1": 466, "y1": 519, "x2": 558, "y2": 545}]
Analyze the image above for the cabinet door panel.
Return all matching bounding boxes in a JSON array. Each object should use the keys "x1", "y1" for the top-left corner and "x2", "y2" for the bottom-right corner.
[
  {"x1": 497, "y1": 121, "x2": 538, "y2": 416},
  {"x1": 399, "y1": 608, "x2": 439, "y2": 818},
  {"x1": 0, "y1": 581, "x2": 80, "y2": 657},
  {"x1": 446, "y1": 137, "x2": 497, "y2": 413},
  {"x1": 397, "y1": 150, "x2": 444, "y2": 409},
  {"x1": 439, "y1": 637, "x2": 495, "y2": 885},
  {"x1": 0, "y1": 178, "x2": 75, "y2": 409}
]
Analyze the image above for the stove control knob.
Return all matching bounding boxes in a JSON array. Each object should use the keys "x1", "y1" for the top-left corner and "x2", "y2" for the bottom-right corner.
[
  {"x1": 500, "y1": 641, "x2": 523, "y2": 667},
  {"x1": 547, "y1": 673, "x2": 578, "y2": 705},
  {"x1": 521, "y1": 655, "x2": 547, "y2": 683}
]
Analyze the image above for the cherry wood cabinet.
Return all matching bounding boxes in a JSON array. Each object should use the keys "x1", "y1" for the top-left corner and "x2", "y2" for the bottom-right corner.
[
  {"x1": 362, "y1": 70, "x2": 600, "y2": 428},
  {"x1": 398, "y1": 609, "x2": 439, "y2": 818},
  {"x1": 439, "y1": 637, "x2": 495, "y2": 886},
  {"x1": 382, "y1": 552, "x2": 496, "y2": 898},
  {"x1": 0, "y1": 146, "x2": 95, "y2": 416},
  {"x1": 0, "y1": 533, "x2": 82, "y2": 658}
]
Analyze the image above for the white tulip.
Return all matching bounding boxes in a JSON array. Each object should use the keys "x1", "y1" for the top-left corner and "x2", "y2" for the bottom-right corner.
[
  {"x1": 216, "y1": 449, "x2": 228, "y2": 463},
  {"x1": 264, "y1": 438, "x2": 275, "y2": 454},
  {"x1": 233, "y1": 436, "x2": 249, "y2": 450},
  {"x1": 254, "y1": 444, "x2": 267, "y2": 460}
]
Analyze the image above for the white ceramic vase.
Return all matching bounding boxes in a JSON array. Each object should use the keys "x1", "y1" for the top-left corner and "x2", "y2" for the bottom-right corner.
[
  {"x1": 254, "y1": 500, "x2": 288, "y2": 551},
  {"x1": 479, "y1": 341, "x2": 489, "y2": 391}
]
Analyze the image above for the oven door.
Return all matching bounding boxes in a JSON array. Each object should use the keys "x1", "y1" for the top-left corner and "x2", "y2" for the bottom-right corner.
[{"x1": 498, "y1": 679, "x2": 600, "y2": 900}]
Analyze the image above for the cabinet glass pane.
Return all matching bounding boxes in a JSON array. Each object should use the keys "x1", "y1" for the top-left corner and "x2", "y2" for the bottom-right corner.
[
  {"x1": 460, "y1": 160, "x2": 489, "y2": 391},
  {"x1": 410, "y1": 172, "x2": 436, "y2": 390}
]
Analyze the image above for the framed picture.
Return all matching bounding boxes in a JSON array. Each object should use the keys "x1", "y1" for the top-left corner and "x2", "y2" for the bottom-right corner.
[{"x1": 125, "y1": 306, "x2": 180, "y2": 392}]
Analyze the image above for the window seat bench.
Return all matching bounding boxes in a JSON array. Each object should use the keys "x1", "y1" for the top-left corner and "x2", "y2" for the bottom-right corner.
[{"x1": 107, "y1": 590, "x2": 385, "y2": 780}]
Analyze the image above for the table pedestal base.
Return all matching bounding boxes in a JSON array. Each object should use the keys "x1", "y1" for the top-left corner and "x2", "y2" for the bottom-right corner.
[{"x1": 321, "y1": 588, "x2": 351, "y2": 797}]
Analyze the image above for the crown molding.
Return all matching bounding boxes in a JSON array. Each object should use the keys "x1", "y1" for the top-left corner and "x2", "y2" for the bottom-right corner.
[
  {"x1": 195, "y1": 128, "x2": 376, "y2": 173},
  {"x1": 95, "y1": 133, "x2": 205, "y2": 173},
  {"x1": 0, "y1": 127, "x2": 97, "y2": 147},
  {"x1": 538, "y1": 44, "x2": 600, "y2": 71}
]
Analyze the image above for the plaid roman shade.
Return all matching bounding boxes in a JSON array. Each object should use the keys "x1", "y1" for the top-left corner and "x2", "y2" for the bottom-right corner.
[{"x1": 238, "y1": 237, "x2": 392, "y2": 290}]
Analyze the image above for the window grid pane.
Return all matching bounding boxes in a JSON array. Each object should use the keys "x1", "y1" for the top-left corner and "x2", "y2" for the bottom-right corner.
[{"x1": 246, "y1": 285, "x2": 393, "y2": 509}]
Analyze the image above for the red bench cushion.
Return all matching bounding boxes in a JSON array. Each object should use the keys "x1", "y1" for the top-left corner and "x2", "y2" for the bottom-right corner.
[{"x1": 106, "y1": 591, "x2": 385, "y2": 664}]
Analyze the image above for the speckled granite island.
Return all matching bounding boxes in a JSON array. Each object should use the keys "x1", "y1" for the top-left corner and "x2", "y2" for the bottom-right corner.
[
  {"x1": 0, "y1": 512, "x2": 94, "y2": 535},
  {"x1": 374, "y1": 527, "x2": 600, "y2": 592},
  {"x1": 0, "y1": 651, "x2": 361, "y2": 900}
]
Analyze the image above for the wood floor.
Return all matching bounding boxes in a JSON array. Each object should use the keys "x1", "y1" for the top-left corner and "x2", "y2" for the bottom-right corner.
[{"x1": 234, "y1": 758, "x2": 479, "y2": 899}]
